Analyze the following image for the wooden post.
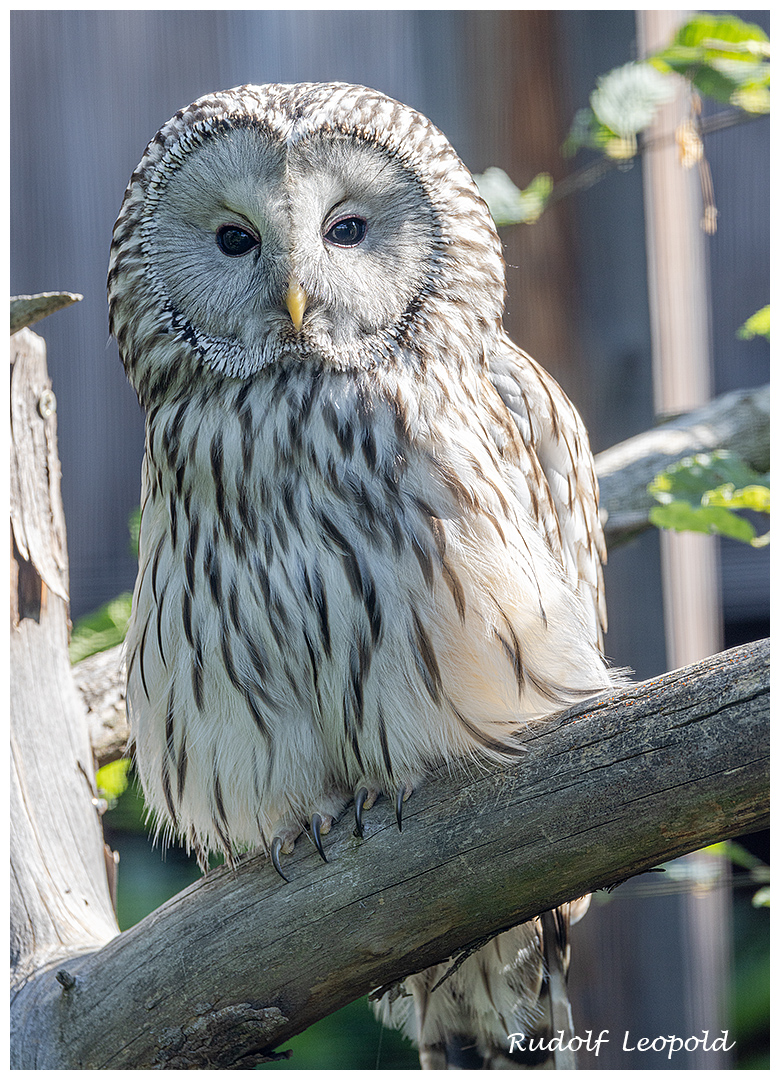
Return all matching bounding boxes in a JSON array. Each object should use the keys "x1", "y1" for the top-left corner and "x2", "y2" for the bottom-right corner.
[{"x1": 637, "y1": 8, "x2": 722, "y2": 669}]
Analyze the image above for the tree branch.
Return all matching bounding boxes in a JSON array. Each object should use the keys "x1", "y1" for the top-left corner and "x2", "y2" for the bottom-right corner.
[
  {"x1": 546, "y1": 108, "x2": 766, "y2": 208},
  {"x1": 10, "y1": 291, "x2": 83, "y2": 336},
  {"x1": 72, "y1": 645, "x2": 129, "y2": 769},
  {"x1": 11, "y1": 326, "x2": 118, "y2": 998},
  {"x1": 597, "y1": 383, "x2": 769, "y2": 545},
  {"x1": 14, "y1": 635, "x2": 769, "y2": 1067}
]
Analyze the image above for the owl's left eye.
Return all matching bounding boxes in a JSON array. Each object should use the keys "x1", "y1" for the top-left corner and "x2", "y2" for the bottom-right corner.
[
  {"x1": 216, "y1": 224, "x2": 260, "y2": 257},
  {"x1": 323, "y1": 216, "x2": 368, "y2": 248}
]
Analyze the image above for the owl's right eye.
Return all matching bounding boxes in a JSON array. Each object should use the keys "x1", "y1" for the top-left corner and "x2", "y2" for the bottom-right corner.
[{"x1": 216, "y1": 224, "x2": 260, "y2": 257}]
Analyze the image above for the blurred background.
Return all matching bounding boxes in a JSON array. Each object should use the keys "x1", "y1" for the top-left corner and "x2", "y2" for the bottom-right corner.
[{"x1": 11, "y1": 9, "x2": 768, "y2": 1069}]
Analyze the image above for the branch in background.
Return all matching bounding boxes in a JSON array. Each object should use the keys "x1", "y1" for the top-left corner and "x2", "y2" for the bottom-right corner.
[
  {"x1": 13, "y1": 639, "x2": 768, "y2": 1068},
  {"x1": 10, "y1": 291, "x2": 83, "y2": 335},
  {"x1": 73, "y1": 645, "x2": 130, "y2": 768},
  {"x1": 597, "y1": 384, "x2": 769, "y2": 545},
  {"x1": 484, "y1": 15, "x2": 770, "y2": 227},
  {"x1": 546, "y1": 107, "x2": 766, "y2": 209}
]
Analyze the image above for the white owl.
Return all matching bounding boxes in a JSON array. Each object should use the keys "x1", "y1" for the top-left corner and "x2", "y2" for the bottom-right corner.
[{"x1": 109, "y1": 82, "x2": 614, "y2": 1068}]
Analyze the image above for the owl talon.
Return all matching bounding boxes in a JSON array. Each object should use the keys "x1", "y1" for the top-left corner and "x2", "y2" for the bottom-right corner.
[
  {"x1": 270, "y1": 836, "x2": 289, "y2": 883},
  {"x1": 395, "y1": 786, "x2": 405, "y2": 832},
  {"x1": 354, "y1": 787, "x2": 369, "y2": 838},
  {"x1": 311, "y1": 813, "x2": 328, "y2": 862}
]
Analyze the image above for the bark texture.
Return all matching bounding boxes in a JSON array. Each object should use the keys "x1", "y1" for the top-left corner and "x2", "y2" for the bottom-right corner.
[{"x1": 11, "y1": 326, "x2": 118, "y2": 1002}]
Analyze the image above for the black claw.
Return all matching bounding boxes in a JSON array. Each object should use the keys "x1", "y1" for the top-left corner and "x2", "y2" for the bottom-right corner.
[
  {"x1": 270, "y1": 836, "x2": 289, "y2": 883},
  {"x1": 311, "y1": 813, "x2": 328, "y2": 862},
  {"x1": 354, "y1": 787, "x2": 369, "y2": 838},
  {"x1": 395, "y1": 786, "x2": 405, "y2": 832}
]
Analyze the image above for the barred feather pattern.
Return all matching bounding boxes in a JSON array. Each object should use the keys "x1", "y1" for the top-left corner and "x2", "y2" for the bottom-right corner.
[
  {"x1": 374, "y1": 896, "x2": 591, "y2": 1069},
  {"x1": 110, "y1": 82, "x2": 616, "y2": 1068}
]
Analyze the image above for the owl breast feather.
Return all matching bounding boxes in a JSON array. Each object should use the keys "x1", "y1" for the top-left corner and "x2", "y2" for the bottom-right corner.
[{"x1": 126, "y1": 363, "x2": 610, "y2": 858}]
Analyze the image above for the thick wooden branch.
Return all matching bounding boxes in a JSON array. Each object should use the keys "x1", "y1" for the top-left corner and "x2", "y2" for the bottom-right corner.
[
  {"x1": 12, "y1": 638, "x2": 768, "y2": 1068},
  {"x1": 72, "y1": 645, "x2": 129, "y2": 769}
]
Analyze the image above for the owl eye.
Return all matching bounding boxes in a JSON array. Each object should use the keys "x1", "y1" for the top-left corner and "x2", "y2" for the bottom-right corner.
[
  {"x1": 324, "y1": 216, "x2": 368, "y2": 248},
  {"x1": 216, "y1": 224, "x2": 260, "y2": 257}
]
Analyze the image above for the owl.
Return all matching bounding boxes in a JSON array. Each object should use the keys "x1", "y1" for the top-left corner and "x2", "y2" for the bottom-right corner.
[{"x1": 109, "y1": 82, "x2": 614, "y2": 1068}]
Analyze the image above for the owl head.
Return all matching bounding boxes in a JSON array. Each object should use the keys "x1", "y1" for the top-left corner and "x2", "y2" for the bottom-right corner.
[{"x1": 108, "y1": 82, "x2": 505, "y2": 403}]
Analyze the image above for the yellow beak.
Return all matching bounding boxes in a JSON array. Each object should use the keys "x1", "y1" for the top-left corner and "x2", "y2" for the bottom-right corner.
[{"x1": 285, "y1": 281, "x2": 307, "y2": 333}]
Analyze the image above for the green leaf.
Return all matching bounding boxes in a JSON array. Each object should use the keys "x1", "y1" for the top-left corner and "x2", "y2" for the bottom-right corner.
[
  {"x1": 474, "y1": 168, "x2": 553, "y2": 227},
  {"x1": 69, "y1": 591, "x2": 133, "y2": 664},
  {"x1": 128, "y1": 507, "x2": 141, "y2": 558},
  {"x1": 737, "y1": 305, "x2": 770, "y2": 341},
  {"x1": 708, "y1": 843, "x2": 770, "y2": 910},
  {"x1": 652, "y1": 13, "x2": 770, "y2": 111},
  {"x1": 95, "y1": 758, "x2": 132, "y2": 804},
  {"x1": 649, "y1": 501, "x2": 757, "y2": 542},
  {"x1": 69, "y1": 509, "x2": 140, "y2": 663},
  {"x1": 589, "y1": 61, "x2": 676, "y2": 139},
  {"x1": 707, "y1": 840, "x2": 763, "y2": 871},
  {"x1": 732, "y1": 82, "x2": 770, "y2": 114},
  {"x1": 704, "y1": 483, "x2": 770, "y2": 514},
  {"x1": 673, "y1": 13, "x2": 769, "y2": 51},
  {"x1": 648, "y1": 450, "x2": 768, "y2": 503},
  {"x1": 562, "y1": 107, "x2": 603, "y2": 156},
  {"x1": 692, "y1": 63, "x2": 752, "y2": 106},
  {"x1": 648, "y1": 451, "x2": 769, "y2": 545}
]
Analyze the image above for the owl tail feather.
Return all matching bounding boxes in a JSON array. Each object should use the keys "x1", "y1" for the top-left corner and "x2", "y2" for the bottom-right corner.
[
  {"x1": 540, "y1": 908, "x2": 578, "y2": 1071},
  {"x1": 381, "y1": 904, "x2": 589, "y2": 1071}
]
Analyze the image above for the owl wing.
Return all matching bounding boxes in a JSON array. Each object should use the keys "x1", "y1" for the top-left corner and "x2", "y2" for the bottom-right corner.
[
  {"x1": 374, "y1": 345, "x2": 607, "y2": 1068},
  {"x1": 488, "y1": 336, "x2": 607, "y2": 650}
]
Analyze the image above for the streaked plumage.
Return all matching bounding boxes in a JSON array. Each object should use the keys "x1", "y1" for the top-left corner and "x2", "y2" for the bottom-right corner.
[
  {"x1": 375, "y1": 898, "x2": 592, "y2": 1068},
  {"x1": 109, "y1": 82, "x2": 615, "y2": 1068}
]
